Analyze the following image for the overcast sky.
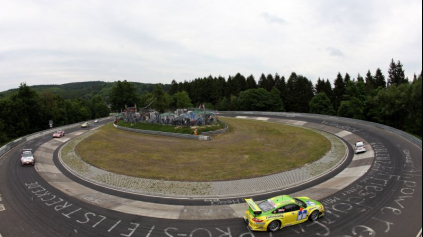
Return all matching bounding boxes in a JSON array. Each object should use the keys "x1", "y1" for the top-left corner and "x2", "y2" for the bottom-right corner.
[{"x1": 1, "y1": 0, "x2": 422, "y2": 92}]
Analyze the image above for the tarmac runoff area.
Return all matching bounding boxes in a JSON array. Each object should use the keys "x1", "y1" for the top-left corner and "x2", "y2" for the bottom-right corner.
[{"x1": 34, "y1": 117, "x2": 375, "y2": 220}]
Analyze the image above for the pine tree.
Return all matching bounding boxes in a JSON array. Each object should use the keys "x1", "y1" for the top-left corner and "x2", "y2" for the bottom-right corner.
[
  {"x1": 168, "y1": 80, "x2": 179, "y2": 95},
  {"x1": 266, "y1": 74, "x2": 275, "y2": 91},
  {"x1": 374, "y1": 68, "x2": 386, "y2": 88},
  {"x1": 357, "y1": 73, "x2": 364, "y2": 83},
  {"x1": 286, "y1": 73, "x2": 314, "y2": 112},
  {"x1": 365, "y1": 70, "x2": 375, "y2": 91},
  {"x1": 333, "y1": 73, "x2": 346, "y2": 111},
  {"x1": 344, "y1": 73, "x2": 351, "y2": 84},
  {"x1": 246, "y1": 75, "x2": 257, "y2": 90},
  {"x1": 275, "y1": 76, "x2": 287, "y2": 104},
  {"x1": 388, "y1": 59, "x2": 408, "y2": 86},
  {"x1": 258, "y1": 73, "x2": 268, "y2": 90}
]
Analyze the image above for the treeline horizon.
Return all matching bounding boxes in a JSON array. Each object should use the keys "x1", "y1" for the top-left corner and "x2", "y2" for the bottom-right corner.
[
  {"x1": 156, "y1": 59, "x2": 422, "y2": 137},
  {"x1": 0, "y1": 59, "x2": 421, "y2": 147}
]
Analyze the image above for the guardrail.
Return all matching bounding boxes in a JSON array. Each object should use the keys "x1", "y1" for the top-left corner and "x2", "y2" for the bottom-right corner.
[
  {"x1": 0, "y1": 117, "x2": 112, "y2": 158},
  {"x1": 1, "y1": 113, "x2": 421, "y2": 158},
  {"x1": 220, "y1": 111, "x2": 422, "y2": 148}
]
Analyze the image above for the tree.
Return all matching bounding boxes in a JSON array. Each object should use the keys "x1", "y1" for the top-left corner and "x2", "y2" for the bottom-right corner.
[
  {"x1": 285, "y1": 73, "x2": 314, "y2": 112},
  {"x1": 69, "y1": 99, "x2": 92, "y2": 123},
  {"x1": 246, "y1": 75, "x2": 257, "y2": 90},
  {"x1": 237, "y1": 88, "x2": 284, "y2": 112},
  {"x1": 39, "y1": 91, "x2": 69, "y2": 127},
  {"x1": 405, "y1": 76, "x2": 422, "y2": 136},
  {"x1": 168, "y1": 80, "x2": 179, "y2": 95},
  {"x1": 139, "y1": 93, "x2": 155, "y2": 109},
  {"x1": 337, "y1": 80, "x2": 366, "y2": 119},
  {"x1": 365, "y1": 70, "x2": 375, "y2": 91},
  {"x1": 233, "y1": 73, "x2": 247, "y2": 95},
  {"x1": 152, "y1": 85, "x2": 169, "y2": 112},
  {"x1": 333, "y1": 73, "x2": 346, "y2": 111},
  {"x1": 91, "y1": 95, "x2": 110, "y2": 119},
  {"x1": 218, "y1": 97, "x2": 230, "y2": 111},
  {"x1": 309, "y1": 93, "x2": 335, "y2": 115},
  {"x1": 269, "y1": 87, "x2": 285, "y2": 112},
  {"x1": 237, "y1": 88, "x2": 269, "y2": 111},
  {"x1": 171, "y1": 91, "x2": 193, "y2": 108},
  {"x1": 344, "y1": 73, "x2": 351, "y2": 84},
  {"x1": 266, "y1": 74, "x2": 275, "y2": 91},
  {"x1": 275, "y1": 76, "x2": 287, "y2": 104},
  {"x1": 357, "y1": 73, "x2": 364, "y2": 83},
  {"x1": 0, "y1": 119, "x2": 8, "y2": 145},
  {"x1": 109, "y1": 80, "x2": 138, "y2": 111},
  {"x1": 9, "y1": 83, "x2": 45, "y2": 136},
  {"x1": 388, "y1": 59, "x2": 408, "y2": 86},
  {"x1": 370, "y1": 83, "x2": 410, "y2": 129},
  {"x1": 374, "y1": 68, "x2": 387, "y2": 89},
  {"x1": 315, "y1": 78, "x2": 325, "y2": 94},
  {"x1": 258, "y1": 73, "x2": 268, "y2": 91}
]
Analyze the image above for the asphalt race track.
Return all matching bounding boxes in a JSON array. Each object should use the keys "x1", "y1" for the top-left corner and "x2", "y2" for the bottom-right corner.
[{"x1": 0, "y1": 112, "x2": 421, "y2": 237}]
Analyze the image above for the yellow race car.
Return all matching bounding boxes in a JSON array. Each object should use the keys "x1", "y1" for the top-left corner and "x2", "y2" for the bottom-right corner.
[{"x1": 244, "y1": 195, "x2": 325, "y2": 232}]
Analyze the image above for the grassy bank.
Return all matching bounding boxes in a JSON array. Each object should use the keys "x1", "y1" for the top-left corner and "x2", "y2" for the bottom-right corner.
[{"x1": 76, "y1": 117, "x2": 330, "y2": 181}]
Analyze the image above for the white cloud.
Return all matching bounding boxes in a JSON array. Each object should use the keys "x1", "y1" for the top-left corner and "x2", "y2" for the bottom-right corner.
[
  {"x1": 0, "y1": 0, "x2": 421, "y2": 92},
  {"x1": 261, "y1": 13, "x2": 287, "y2": 25},
  {"x1": 327, "y1": 47, "x2": 345, "y2": 57}
]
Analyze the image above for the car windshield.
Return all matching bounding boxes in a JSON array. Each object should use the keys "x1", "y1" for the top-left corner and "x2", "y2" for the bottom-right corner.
[
  {"x1": 258, "y1": 199, "x2": 277, "y2": 212},
  {"x1": 22, "y1": 153, "x2": 33, "y2": 158},
  {"x1": 294, "y1": 198, "x2": 307, "y2": 208}
]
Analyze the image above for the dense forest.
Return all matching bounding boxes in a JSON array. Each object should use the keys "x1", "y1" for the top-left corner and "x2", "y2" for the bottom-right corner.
[
  {"x1": 0, "y1": 59, "x2": 421, "y2": 146},
  {"x1": 0, "y1": 81, "x2": 170, "y2": 146},
  {"x1": 138, "y1": 59, "x2": 422, "y2": 137},
  {"x1": 0, "y1": 81, "x2": 171, "y2": 101}
]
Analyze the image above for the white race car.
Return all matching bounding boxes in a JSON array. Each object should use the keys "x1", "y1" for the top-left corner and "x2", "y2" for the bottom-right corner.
[
  {"x1": 354, "y1": 141, "x2": 366, "y2": 154},
  {"x1": 21, "y1": 149, "x2": 35, "y2": 166}
]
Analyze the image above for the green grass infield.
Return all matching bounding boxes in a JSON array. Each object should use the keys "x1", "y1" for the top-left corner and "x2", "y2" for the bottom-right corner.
[{"x1": 76, "y1": 117, "x2": 331, "y2": 182}]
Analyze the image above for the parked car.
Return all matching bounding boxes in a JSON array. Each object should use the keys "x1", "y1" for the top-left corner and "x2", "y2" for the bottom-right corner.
[{"x1": 21, "y1": 149, "x2": 35, "y2": 166}]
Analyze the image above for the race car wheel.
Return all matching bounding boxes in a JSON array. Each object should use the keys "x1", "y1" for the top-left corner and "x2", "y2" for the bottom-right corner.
[
  {"x1": 268, "y1": 220, "x2": 281, "y2": 232},
  {"x1": 309, "y1": 210, "x2": 320, "y2": 221}
]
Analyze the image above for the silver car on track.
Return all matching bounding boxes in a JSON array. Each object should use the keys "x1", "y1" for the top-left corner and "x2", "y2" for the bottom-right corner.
[
  {"x1": 21, "y1": 149, "x2": 35, "y2": 166},
  {"x1": 354, "y1": 141, "x2": 366, "y2": 154}
]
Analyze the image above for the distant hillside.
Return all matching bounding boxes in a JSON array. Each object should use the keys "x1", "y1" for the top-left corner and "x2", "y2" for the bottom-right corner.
[{"x1": 0, "y1": 81, "x2": 171, "y2": 100}]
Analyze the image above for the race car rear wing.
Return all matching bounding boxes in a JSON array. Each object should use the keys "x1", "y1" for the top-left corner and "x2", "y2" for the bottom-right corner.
[{"x1": 245, "y1": 198, "x2": 262, "y2": 216}]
